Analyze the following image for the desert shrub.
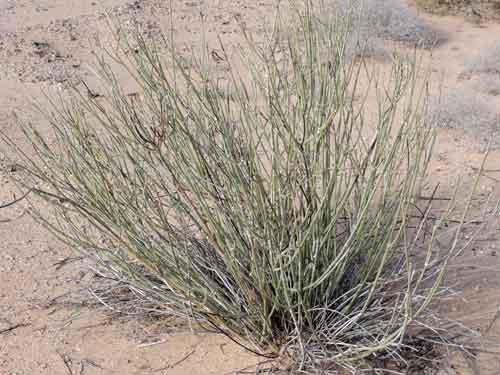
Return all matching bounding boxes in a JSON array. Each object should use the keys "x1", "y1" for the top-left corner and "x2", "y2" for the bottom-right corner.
[
  {"x1": 417, "y1": 0, "x2": 500, "y2": 19},
  {"x1": 427, "y1": 86, "x2": 500, "y2": 149},
  {"x1": 3, "y1": 2, "x2": 470, "y2": 373},
  {"x1": 464, "y1": 42, "x2": 500, "y2": 75},
  {"x1": 416, "y1": 0, "x2": 469, "y2": 12},
  {"x1": 331, "y1": 0, "x2": 441, "y2": 56}
]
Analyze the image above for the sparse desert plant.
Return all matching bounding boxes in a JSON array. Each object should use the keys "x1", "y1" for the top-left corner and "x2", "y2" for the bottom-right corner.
[
  {"x1": 428, "y1": 86, "x2": 500, "y2": 149},
  {"x1": 415, "y1": 0, "x2": 463, "y2": 13},
  {"x1": 332, "y1": 0, "x2": 441, "y2": 56},
  {"x1": 417, "y1": 0, "x2": 500, "y2": 19},
  {"x1": 2, "y1": 1, "x2": 474, "y2": 373},
  {"x1": 464, "y1": 42, "x2": 500, "y2": 75}
]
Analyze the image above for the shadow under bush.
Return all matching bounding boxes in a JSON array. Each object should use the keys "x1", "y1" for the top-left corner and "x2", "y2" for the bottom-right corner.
[{"x1": 3, "y1": 1, "x2": 475, "y2": 373}]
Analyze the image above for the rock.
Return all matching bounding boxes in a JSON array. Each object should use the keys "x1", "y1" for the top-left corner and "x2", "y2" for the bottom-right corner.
[{"x1": 32, "y1": 41, "x2": 50, "y2": 57}]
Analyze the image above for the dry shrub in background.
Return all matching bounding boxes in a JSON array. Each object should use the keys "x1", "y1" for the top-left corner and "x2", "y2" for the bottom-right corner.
[
  {"x1": 461, "y1": 42, "x2": 500, "y2": 103},
  {"x1": 330, "y1": 0, "x2": 441, "y2": 60},
  {"x1": 417, "y1": 0, "x2": 500, "y2": 19},
  {"x1": 428, "y1": 86, "x2": 500, "y2": 149},
  {"x1": 2, "y1": 1, "x2": 482, "y2": 373},
  {"x1": 464, "y1": 41, "x2": 500, "y2": 76},
  {"x1": 416, "y1": 0, "x2": 469, "y2": 12}
]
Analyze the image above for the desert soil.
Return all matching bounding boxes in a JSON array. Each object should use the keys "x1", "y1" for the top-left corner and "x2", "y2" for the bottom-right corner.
[{"x1": 1, "y1": 1, "x2": 500, "y2": 374}]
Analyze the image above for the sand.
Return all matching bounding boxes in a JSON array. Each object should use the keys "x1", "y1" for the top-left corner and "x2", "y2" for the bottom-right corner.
[{"x1": 1, "y1": 1, "x2": 500, "y2": 374}]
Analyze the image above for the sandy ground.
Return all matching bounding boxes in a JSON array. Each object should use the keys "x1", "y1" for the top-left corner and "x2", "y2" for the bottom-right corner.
[{"x1": 1, "y1": 1, "x2": 500, "y2": 374}]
